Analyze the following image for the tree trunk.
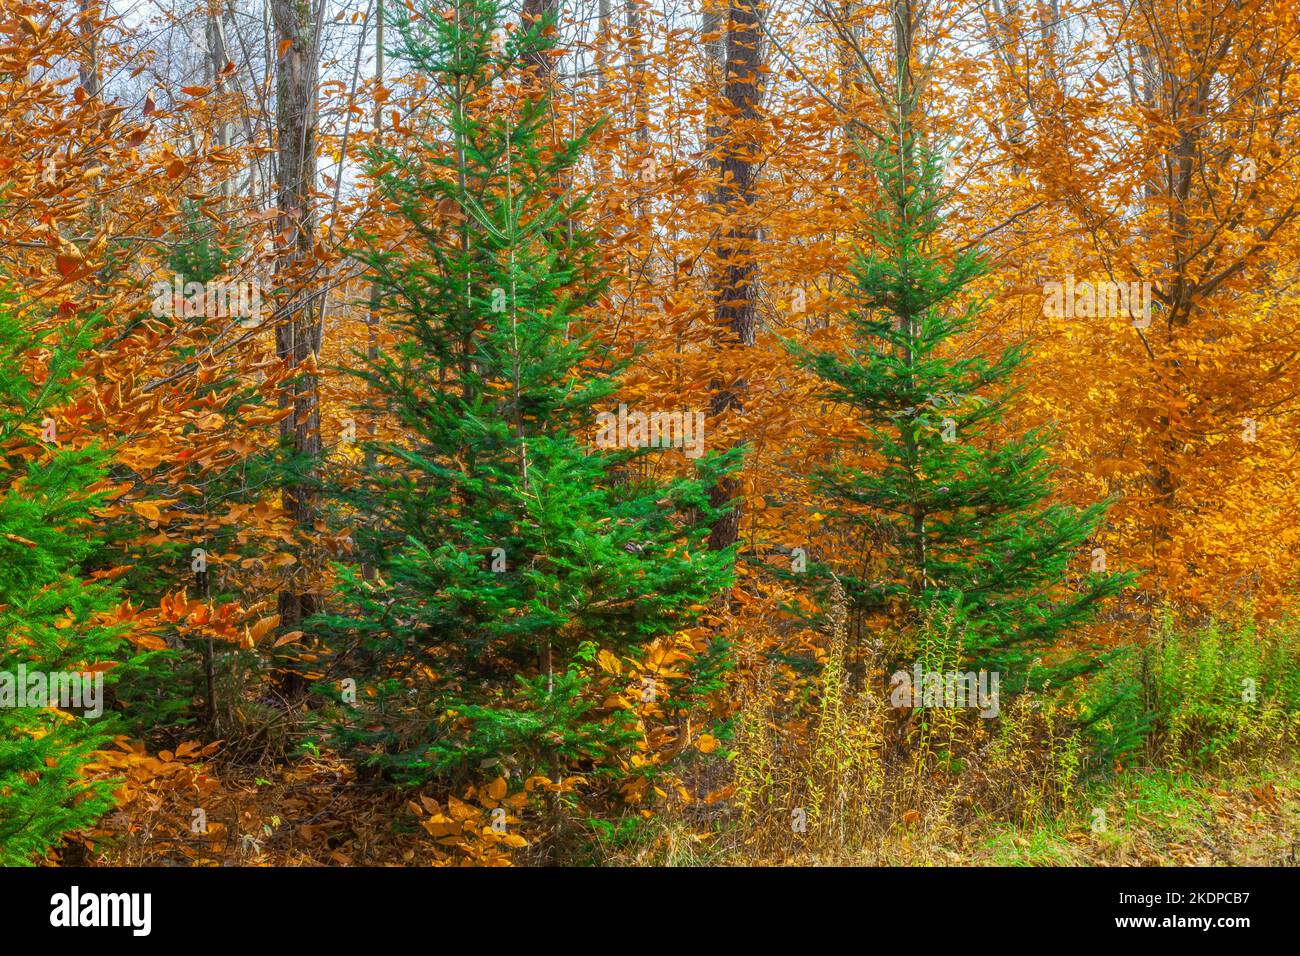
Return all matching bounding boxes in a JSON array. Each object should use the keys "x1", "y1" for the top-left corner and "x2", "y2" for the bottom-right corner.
[
  {"x1": 520, "y1": 0, "x2": 558, "y2": 80},
  {"x1": 206, "y1": 1, "x2": 234, "y2": 202},
  {"x1": 271, "y1": 0, "x2": 322, "y2": 698},
  {"x1": 706, "y1": 0, "x2": 764, "y2": 553}
]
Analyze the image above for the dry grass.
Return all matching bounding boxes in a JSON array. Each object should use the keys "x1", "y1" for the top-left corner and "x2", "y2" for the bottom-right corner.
[{"x1": 726, "y1": 582, "x2": 1086, "y2": 864}]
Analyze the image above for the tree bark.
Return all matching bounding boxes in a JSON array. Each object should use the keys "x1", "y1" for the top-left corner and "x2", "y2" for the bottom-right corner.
[
  {"x1": 706, "y1": 0, "x2": 764, "y2": 553},
  {"x1": 520, "y1": 0, "x2": 559, "y2": 80},
  {"x1": 271, "y1": 0, "x2": 322, "y2": 697}
]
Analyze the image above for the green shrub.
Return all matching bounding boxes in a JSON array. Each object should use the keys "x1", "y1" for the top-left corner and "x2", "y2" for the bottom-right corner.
[{"x1": 1082, "y1": 614, "x2": 1300, "y2": 771}]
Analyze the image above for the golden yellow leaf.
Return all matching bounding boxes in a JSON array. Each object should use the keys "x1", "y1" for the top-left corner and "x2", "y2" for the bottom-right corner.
[{"x1": 695, "y1": 734, "x2": 719, "y2": 754}]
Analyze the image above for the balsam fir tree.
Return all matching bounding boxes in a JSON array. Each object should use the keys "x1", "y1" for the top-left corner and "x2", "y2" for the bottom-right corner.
[
  {"x1": 315, "y1": 0, "x2": 738, "y2": 787},
  {"x1": 0, "y1": 291, "x2": 127, "y2": 863},
  {"x1": 793, "y1": 125, "x2": 1128, "y2": 690}
]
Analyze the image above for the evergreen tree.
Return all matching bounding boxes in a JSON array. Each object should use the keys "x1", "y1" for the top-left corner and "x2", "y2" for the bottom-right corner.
[
  {"x1": 315, "y1": 0, "x2": 738, "y2": 786},
  {"x1": 0, "y1": 291, "x2": 127, "y2": 863},
  {"x1": 793, "y1": 134, "x2": 1129, "y2": 689}
]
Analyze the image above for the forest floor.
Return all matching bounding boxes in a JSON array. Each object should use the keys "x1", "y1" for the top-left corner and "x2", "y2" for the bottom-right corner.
[
  {"x1": 968, "y1": 763, "x2": 1300, "y2": 867},
  {"x1": 73, "y1": 743, "x2": 1300, "y2": 867},
  {"x1": 729, "y1": 763, "x2": 1300, "y2": 867}
]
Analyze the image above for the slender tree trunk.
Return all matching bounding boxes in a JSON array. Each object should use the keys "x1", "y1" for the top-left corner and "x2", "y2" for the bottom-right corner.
[
  {"x1": 626, "y1": 0, "x2": 649, "y2": 146},
  {"x1": 886, "y1": 0, "x2": 925, "y2": 593},
  {"x1": 207, "y1": 0, "x2": 234, "y2": 203},
  {"x1": 271, "y1": 0, "x2": 322, "y2": 697},
  {"x1": 361, "y1": 0, "x2": 385, "y2": 585},
  {"x1": 77, "y1": 0, "x2": 101, "y2": 98},
  {"x1": 706, "y1": 0, "x2": 764, "y2": 553},
  {"x1": 596, "y1": 0, "x2": 612, "y2": 89},
  {"x1": 520, "y1": 0, "x2": 558, "y2": 79},
  {"x1": 366, "y1": 2, "x2": 384, "y2": 384}
]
